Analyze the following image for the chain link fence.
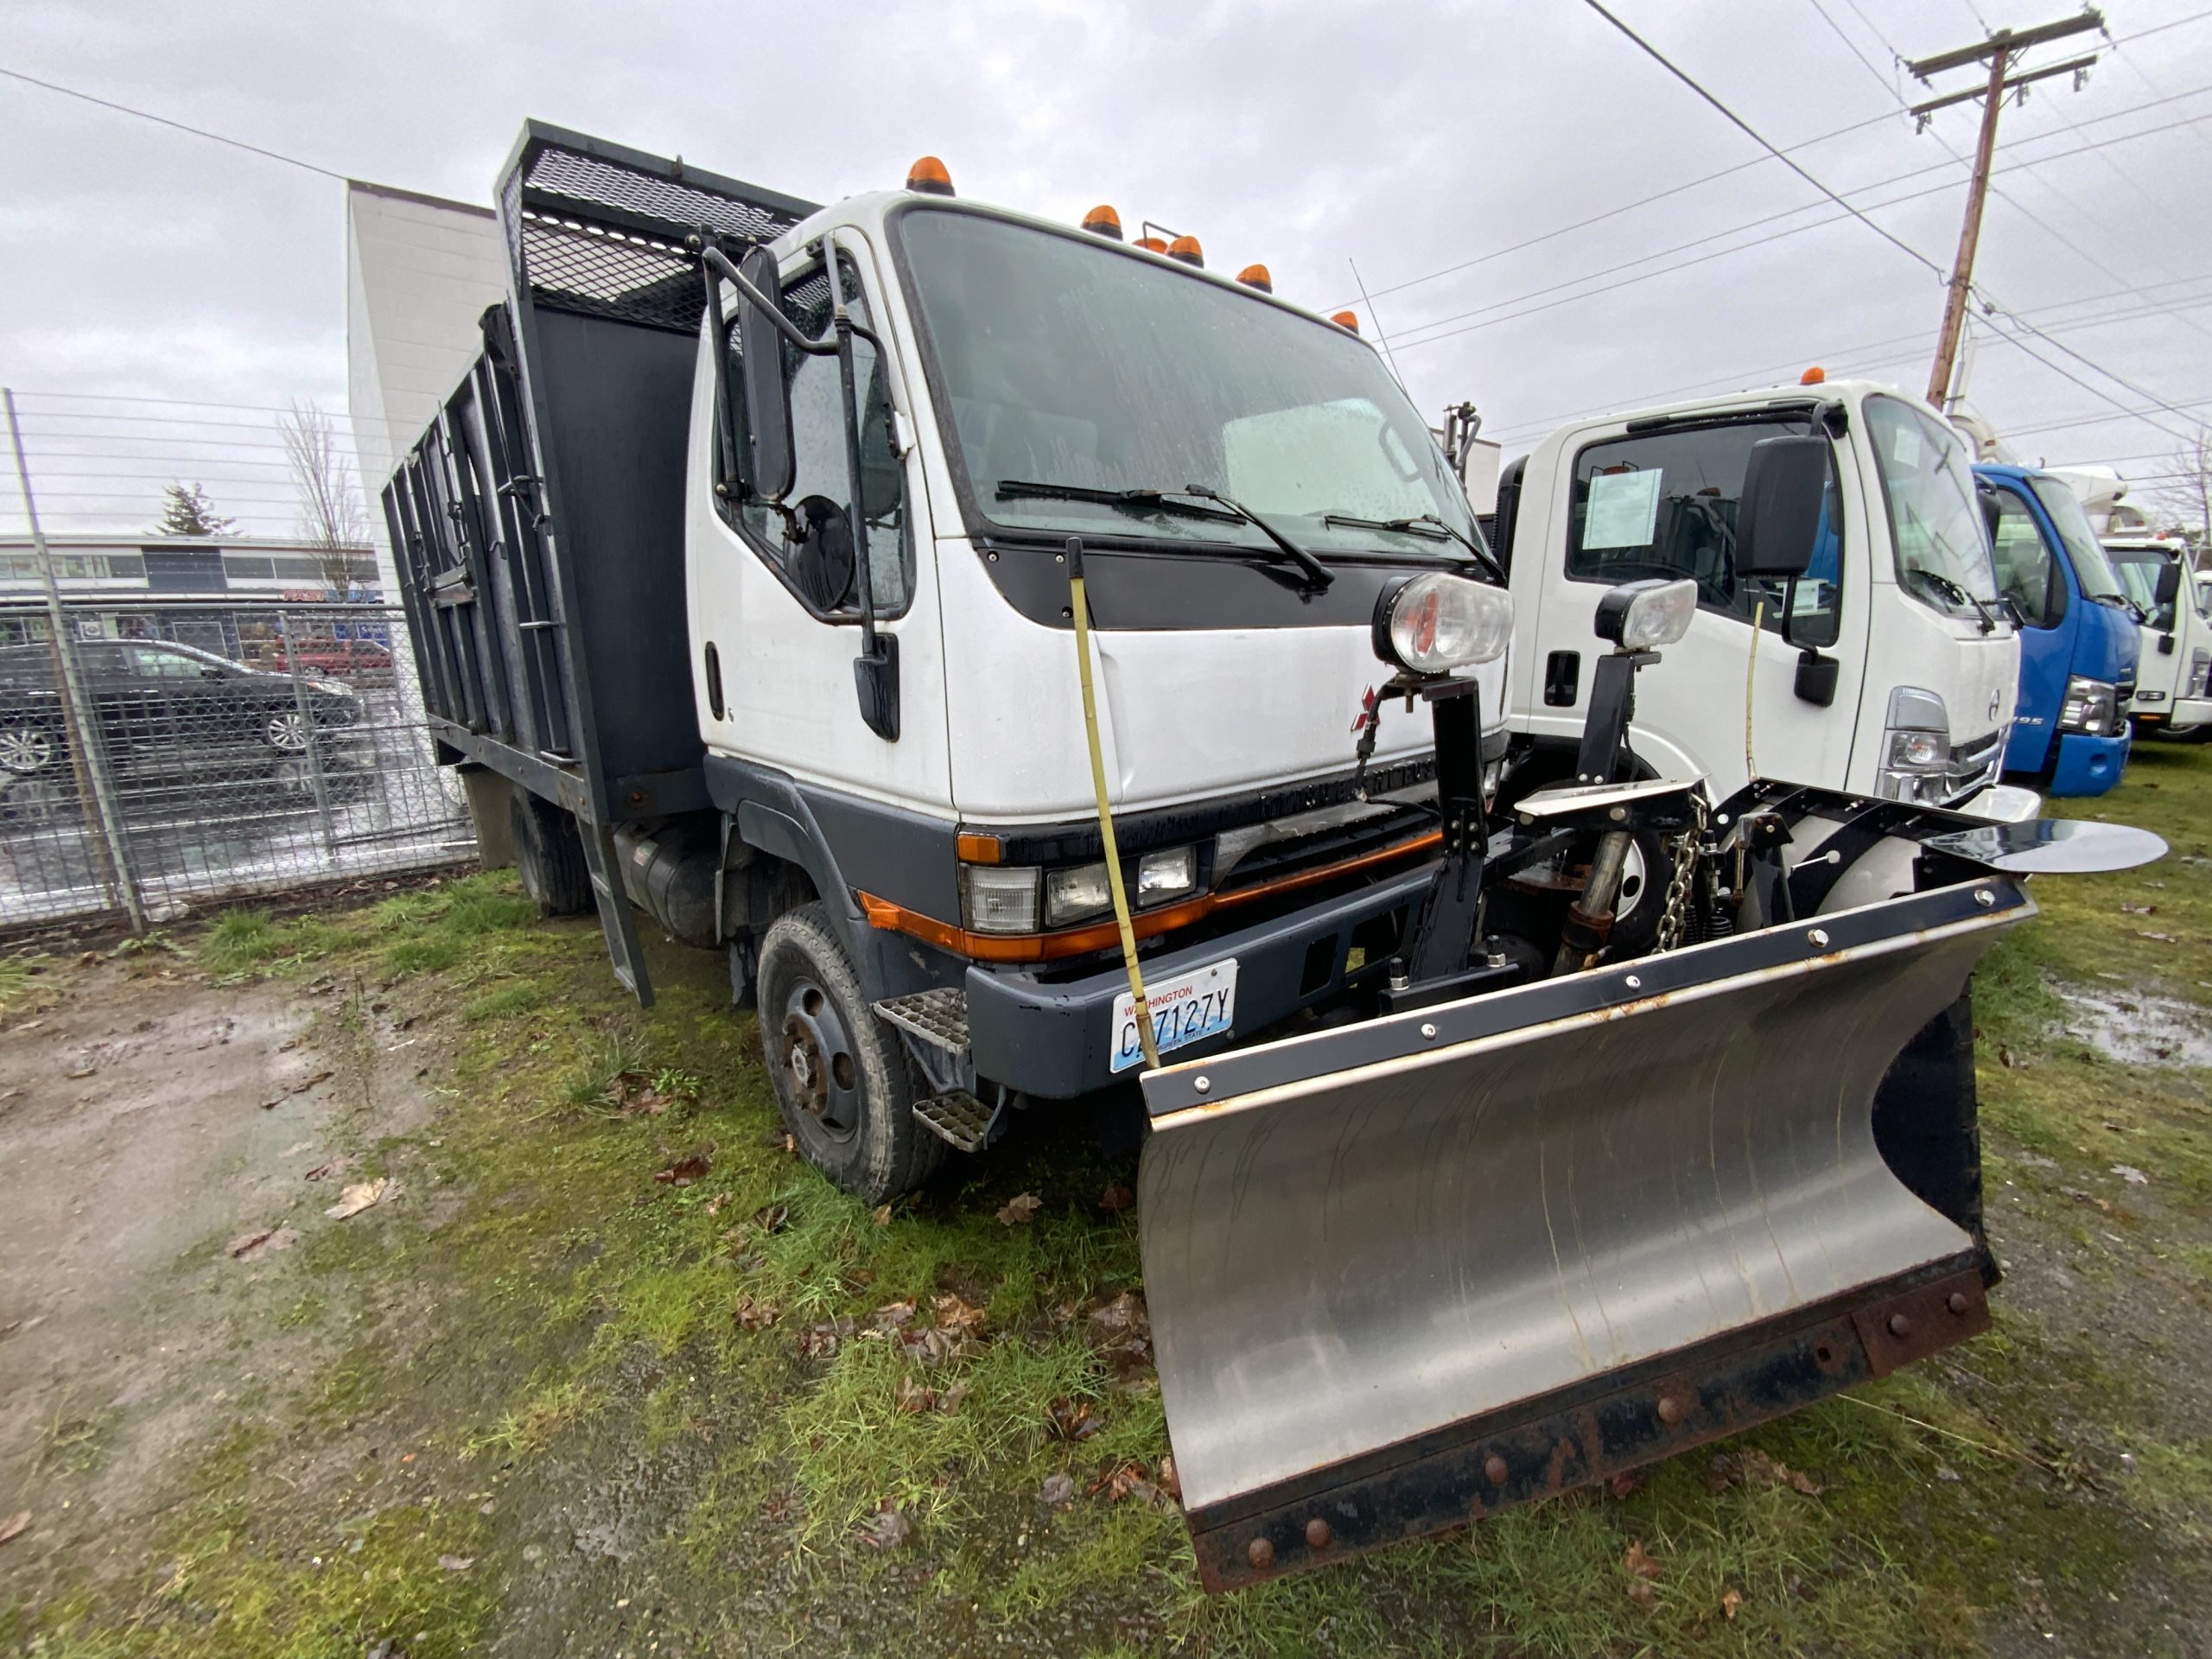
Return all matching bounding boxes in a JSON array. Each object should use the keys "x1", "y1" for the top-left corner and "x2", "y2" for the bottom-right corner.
[{"x1": 0, "y1": 596, "x2": 474, "y2": 931}]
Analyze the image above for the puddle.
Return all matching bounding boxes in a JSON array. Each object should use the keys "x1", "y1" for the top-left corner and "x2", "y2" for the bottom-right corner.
[{"x1": 2055, "y1": 982, "x2": 2212, "y2": 1069}]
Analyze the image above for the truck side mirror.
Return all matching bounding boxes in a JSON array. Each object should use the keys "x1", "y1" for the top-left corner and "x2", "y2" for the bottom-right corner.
[
  {"x1": 1734, "y1": 435, "x2": 1827, "y2": 579},
  {"x1": 2155, "y1": 558, "x2": 2183, "y2": 615},
  {"x1": 734, "y1": 246, "x2": 796, "y2": 503}
]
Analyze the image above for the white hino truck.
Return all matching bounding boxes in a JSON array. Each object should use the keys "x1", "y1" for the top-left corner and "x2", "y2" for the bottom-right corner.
[{"x1": 374, "y1": 124, "x2": 2158, "y2": 1591}]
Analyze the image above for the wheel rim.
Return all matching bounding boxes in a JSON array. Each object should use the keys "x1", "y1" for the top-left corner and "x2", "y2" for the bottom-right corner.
[
  {"x1": 1616, "y1": 840, "x2": 1649, "y2": 920},
  {"x1": 0, "y1": 728, "x2": 53, "y2": 774},
  {"x1": 266, "y1": 711, "x2": 309, "y2": 751},
  {"x1": 779, "y1": 976, "x2": 862, "y2": 1143}
]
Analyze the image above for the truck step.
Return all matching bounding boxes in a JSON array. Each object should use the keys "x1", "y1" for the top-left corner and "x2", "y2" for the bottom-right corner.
[
  {"x1": 912, "y1": 1089, "x2": 1001, "y2": 1154},
  {"x1": 873, "y1": 988, "x2": 969, "y2": 1053}
]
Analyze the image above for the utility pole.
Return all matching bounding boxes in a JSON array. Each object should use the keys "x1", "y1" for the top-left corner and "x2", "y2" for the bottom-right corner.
[{"x1": 1910, "y1": 10, "x2": 2104, "y2": 408}]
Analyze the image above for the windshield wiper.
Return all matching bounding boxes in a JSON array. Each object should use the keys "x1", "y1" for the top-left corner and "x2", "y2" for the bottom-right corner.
[
  {"x1": 2092, "y1": 591, "x2": 2146, "y2": 622},
  {"x1": 1322, "y1": 511, "x2": 1508, "y2": 585},
  {"x1": 1908, "y1": 567, "x2": 2001, "y2": 634},
  {"x1": 995, "y1": 479, "x2": 1332, "y2": 588}
]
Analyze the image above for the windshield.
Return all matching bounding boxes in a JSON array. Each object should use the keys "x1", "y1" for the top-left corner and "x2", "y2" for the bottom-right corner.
[
  {"x1": 2105, "y1": 543, "x2": 2175, "y2": 624},
  {"x1": 1866, "y1": 396, "x2": 1999, "y2": 614},
  {"x1": 2027, "y1": 478, "x2": 2126, "y2": 602},
  {"x1": 893, "y1": 207, "x2": 1478, "y2": 558}
]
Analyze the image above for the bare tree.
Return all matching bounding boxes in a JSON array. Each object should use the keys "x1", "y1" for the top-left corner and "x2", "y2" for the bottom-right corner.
[
  {"x1": 277, "y1": 401, "x2": 372, "y2": 592},
  {"x1": 2152, "y1": 424, "x2": 2212, "y2": 564}
]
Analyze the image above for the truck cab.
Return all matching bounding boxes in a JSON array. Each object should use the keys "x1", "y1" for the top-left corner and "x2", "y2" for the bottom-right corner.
[
  {"x1": 1974, "y1": 463, "x2": 2139, "y2": 795},
  {"x1": 2102, "y1": 534, "x2": 2210, "y2": 740},
  {"x1": 1497, "y1": 379, "x2": 2029, "y2": 817}
]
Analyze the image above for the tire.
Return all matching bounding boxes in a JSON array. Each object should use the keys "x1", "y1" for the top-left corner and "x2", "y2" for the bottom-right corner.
[
  {"x1": 756, "y1": 901, "x2": 944, "y2": 1203},
  {"x1": 509, "y1": 789, "x2": 592, "y2": 917},
  {"x1": 264, "y1": 709, "x2": 311, "y2": 753}
]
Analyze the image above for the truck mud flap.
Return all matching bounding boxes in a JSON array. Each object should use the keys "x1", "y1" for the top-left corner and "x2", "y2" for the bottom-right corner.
[{"x1": 1136, "y1": 874, "x2": 2030, "y2": 1591}]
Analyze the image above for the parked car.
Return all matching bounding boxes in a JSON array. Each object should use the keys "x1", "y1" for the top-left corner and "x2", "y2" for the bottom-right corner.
[
  {"x1": 269, "y1": 637, "x2": 395, "y2": 683},
  {"x1": 0, "y1": 639, "x2": 367, "y2": 816}
]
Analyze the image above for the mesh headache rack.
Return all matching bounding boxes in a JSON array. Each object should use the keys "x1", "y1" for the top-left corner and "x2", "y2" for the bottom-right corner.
[{"x1": 497, "y1": 122, "x2": 822, "y2": 334}]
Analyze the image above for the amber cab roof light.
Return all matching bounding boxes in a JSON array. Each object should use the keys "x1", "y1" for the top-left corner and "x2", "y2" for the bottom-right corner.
[
  {"x1": 1236, "y1": 264, "x2": 1273, "y2": 293},
  {"x1": 1331, "y1": 310, "x2": 1361, "y2": 334},
  {"x1": 1082, "y1": 204, "x2": 1123, "y2": 239},
  {"x1": 1166, "y1": 234, "x2": 1205, "y2": 268},
  {"x1": 1800, "y1": 365, "x2": 1827, "y2": 385},
  {"x1": 906, "y1": 156, "x2": 955, "y2": 196},
  {"x1": 1134, "y1": 235, "x2": 1168, "y2": 254}
]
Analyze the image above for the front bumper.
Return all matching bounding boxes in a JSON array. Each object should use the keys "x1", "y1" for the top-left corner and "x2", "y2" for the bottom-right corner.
[
  {"x1": 2171, "y1": 696, "x2": 2212, "y2": 733},
  {"x1": 965, "y1": 865, "x2": 1433, "y2": 1098},
  {"x1": 2048, "y1": 730, "x2": 2130, "y2": 797},
  {"x1": 1954, "y1": 783, "x2": 2042, "y2": 823}
]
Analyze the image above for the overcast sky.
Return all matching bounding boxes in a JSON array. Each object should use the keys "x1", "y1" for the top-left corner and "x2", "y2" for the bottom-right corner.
[{"x1": 5, "y1": 0, "x2": 2211, "y2": 536}]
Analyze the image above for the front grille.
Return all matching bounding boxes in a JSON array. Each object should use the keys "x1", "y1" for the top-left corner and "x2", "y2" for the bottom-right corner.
[
  {"x1": 2116, "y1": 677, "x2": 2137, "y2": 709},
  {"x1": 1213, "y1": 802, "x2": 1434, "y2": 893},
  {"x1": 1941, "y1": 728, "x2": 2004, "y2": 804}
]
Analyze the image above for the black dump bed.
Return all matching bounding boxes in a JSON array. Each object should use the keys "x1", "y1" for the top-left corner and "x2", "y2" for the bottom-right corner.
[{"x1": 381, "y1": 123, "x2": 817, "y2": 827}]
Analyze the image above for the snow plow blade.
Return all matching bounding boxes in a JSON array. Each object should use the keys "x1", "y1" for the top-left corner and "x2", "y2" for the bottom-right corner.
[{"x1": 1138, "y1": 874, "x2": 2029, "y2": 1592}]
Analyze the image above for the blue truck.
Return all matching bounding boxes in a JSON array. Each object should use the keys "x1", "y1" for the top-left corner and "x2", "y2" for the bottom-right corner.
[{"x1": 1975, "y1": 463, "x2": 2140, "y2": 797}]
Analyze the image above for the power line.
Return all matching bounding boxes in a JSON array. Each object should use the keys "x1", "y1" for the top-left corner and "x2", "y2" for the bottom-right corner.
[
  {"x1": 1580, "y1": 0, "x2": 2204, "y2": 445},
  {"x1": 0, "y1": 65, "x2": 346, "y2": 181}
]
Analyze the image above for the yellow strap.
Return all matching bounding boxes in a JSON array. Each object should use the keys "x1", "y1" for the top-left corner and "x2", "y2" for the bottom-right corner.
[
  {"x1": 1071, "y1": 570, "x2": 1160, "y2": 1070},
  {"x1": 1745, "y1": 597, "x2": 1765, "y2": 783}
]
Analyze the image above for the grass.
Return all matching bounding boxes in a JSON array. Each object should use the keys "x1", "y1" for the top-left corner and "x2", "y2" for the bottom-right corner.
[{"x1": 15, "y1": 748, "x2": 2212, "y2": 1657}]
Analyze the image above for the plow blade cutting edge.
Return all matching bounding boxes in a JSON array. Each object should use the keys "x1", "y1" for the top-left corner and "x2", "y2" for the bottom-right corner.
[{"x1": 1138, "y1": 873, "x2": 2030, "y2": 1591}]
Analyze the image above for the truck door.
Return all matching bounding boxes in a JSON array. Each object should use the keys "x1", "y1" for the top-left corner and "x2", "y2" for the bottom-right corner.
[
  {"x1": 690, "y1": 234, "x2": 951, "y2": 812},
  {"x1": 1516, "y1": 415, "x2": 1868, "y2": 799},
  {"x1": 1981, "y1": 482, "x2": 2067, "y2": 773}
]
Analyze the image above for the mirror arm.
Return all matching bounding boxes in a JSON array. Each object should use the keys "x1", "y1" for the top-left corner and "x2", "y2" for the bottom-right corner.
[
  {"x1": 696, "y1": 237, "x2": 744, "y2": 499},
  {"x1": 696, "y1": 245, "x2": 838, "y2": 358}
]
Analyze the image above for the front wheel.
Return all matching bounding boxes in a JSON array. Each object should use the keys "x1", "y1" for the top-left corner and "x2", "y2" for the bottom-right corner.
[
  {"x1": 0, "y1": 721, "x2": 60, "y2": 775},
  {"x1": 756, "y1": 902, "x2": 943, "y2": 1203}
]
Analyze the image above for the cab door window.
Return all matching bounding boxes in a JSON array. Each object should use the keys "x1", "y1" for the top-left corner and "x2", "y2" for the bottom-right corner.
[
  {"x1": 1564, "y1": 417, "x2": 1843, "y2": 647},
  {"x1": 1982, "y1": 488, "x2": 2063, "y2": 628},
  {"x1": 715, "y1": 252, "x2": 912, "y2": 618}
]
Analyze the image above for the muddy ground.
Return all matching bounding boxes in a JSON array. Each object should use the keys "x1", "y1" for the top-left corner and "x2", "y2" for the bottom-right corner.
[{"x1": 3, "y1": 745, "x2": 2211, "y2": 1657}]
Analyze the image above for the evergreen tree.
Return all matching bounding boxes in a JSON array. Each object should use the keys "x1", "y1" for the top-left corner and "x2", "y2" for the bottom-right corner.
[{"x1": 155, "y1": 482, "x2": 236, "y2": 537}]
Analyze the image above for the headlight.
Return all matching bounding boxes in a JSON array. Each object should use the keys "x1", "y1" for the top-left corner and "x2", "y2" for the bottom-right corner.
[
  {"x1": 1877, "y1": 687, "x2": 1951, "y2": 801},
  {"x1": 1886, "y1": 729, "x2": 1948, "y2": 770},
  {"x1": 1045, "y1": 861, "x2": 1113, "y2": 927},
  {"x1": 1136, "y1": 844, "x2": 1197, "y2": 905},
  {"x1": 2191, "y1": 647, "x2": 2209, "y2": 695},
  {"x1": 1372, "y1": 573, "x2": 1512, "y2": 675},
  {"x1": 1592, "y1": 577, "x2": 1697, "y2": 652},
  {"x1": 2058, "y1": 675, "x2": 2117, "y2": 735},
  {"x1": 960, "y1": 865, "x2": 1039, "y2": 933}
]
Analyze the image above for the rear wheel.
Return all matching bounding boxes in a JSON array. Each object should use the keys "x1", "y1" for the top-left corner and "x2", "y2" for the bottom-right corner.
[
  {"x1": 757, "y1": 901, "x2": 943, "y2": 1203},
  {"x1": 509, "y1": 789, "x2": 591, "y2": 916}
]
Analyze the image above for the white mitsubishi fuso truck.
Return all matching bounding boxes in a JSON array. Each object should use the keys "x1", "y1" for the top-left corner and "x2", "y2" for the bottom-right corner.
[
  {"x1": 378, "y1": 125, "x2": 2160, "y2": 1591},
  {"x1": 1471, "y1": 380, "x2": 2038, "y2": 831}
]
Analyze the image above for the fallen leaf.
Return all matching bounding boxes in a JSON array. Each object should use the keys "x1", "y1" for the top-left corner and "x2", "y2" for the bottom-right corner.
[
  {"x1": 0, "y1": 1510, "x2": 28, "y2": 1546},
  {"x1": 733, "y1": 1296, "x2": 780, "y2": 1331},
  {"x1": 302, "y1": 1155, "x2": 353, "y2": 1183},
  {"x1": 1624, "y1": 1538, "x2": 1662, "y2": 1581},
  {"x1": 1096, "y1": 1185, "x2": 1136, "y2": 1213},
  {"x1": 872, "y1": 1299, "x2": 918, "y2": 1331},
  {"x1": 2113, "y1": 1164, "x2": 2149, "y2": 1185},
  {"x1": 996, "y1": 1192, "x2": 1043, "y2": 1226},
  {"x1": 1997, "y1": 1045, "x2": 2016, "y2": 1069},
  {"x1": 796, "y1": 1316, "x2": 857, "y2": 1358},
  {"x1": 1626, "y1": 1580, "x2": 1657, "y2": 1611},
  {"x1": 1087, "y1": 1459, "x2": 1156, "y2": 1503},
  {"x1": 226, "y1": 1225, "x2": 300, "y2": 1262},
  {"x1": 1707, "y1": 1448, "x2": 1823, "y2": 1496},
  {"x1": 1039, "y1": 1472, "x2": 1075, "y2": 1508},
  {"x1": 871, "y1": 1203, "x2": 893, "y2": 1226},
  {"x1": 64, "y1": 1062, "x2": 94, "y2": 1079},
  {"x1": 898, "y1": 1325, "x2": 969, "y2": 1368},
  {"x1": 1156, "y1": 1454, "x2": 1181, "y2": 1502},
  {"x1": 2120, "y1": 903, "x2": 2158, "y2": 915},
  {"x1": 2138, "y1": 931, "x2": 2179, "y2": 944},
  {"x1": 1047, "y1": 1398, "x2": 1102, "y2": 1441},
  {"x1": 937, "y1": 1382, "x2": 971, "y2": 1415},
  {"x1": 324, "y1": 1178, "x2": 393, "y2": 1220},
  {"x1": 653, "y1": 1153, "x2": 711, "y2": 1188},
  {"x1": 437, "y1": 1554, "x2": 474, "y2": 1573},
  {"x1": 703, "y1": 1192, "x2": 729, "y2": 1217},
  {"x1": 1608, "y1": 1471, "x2": 1641, "y2": 1500},
  {"x1": 931, "y1": 1293, "x2": 986, "y2": 1334},
  {"x1": 1086, "y1": 1290, "x2": 1150, "y2": 1341},
  {"x1": 1721, "y1": 1586, "x2": 1745, "y2": 1620},
  {"x1": 893, "y1": 1375, "x2": 938, "y2": 1414},
  {"x1": 856, "y1": 1505, "x2": 911, "y2": 1550}
]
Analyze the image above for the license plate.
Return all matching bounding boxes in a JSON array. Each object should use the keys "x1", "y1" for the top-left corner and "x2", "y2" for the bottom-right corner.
[{"x1": 1111, "y1": 958, "x2": 1238, "y2": 1073}]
